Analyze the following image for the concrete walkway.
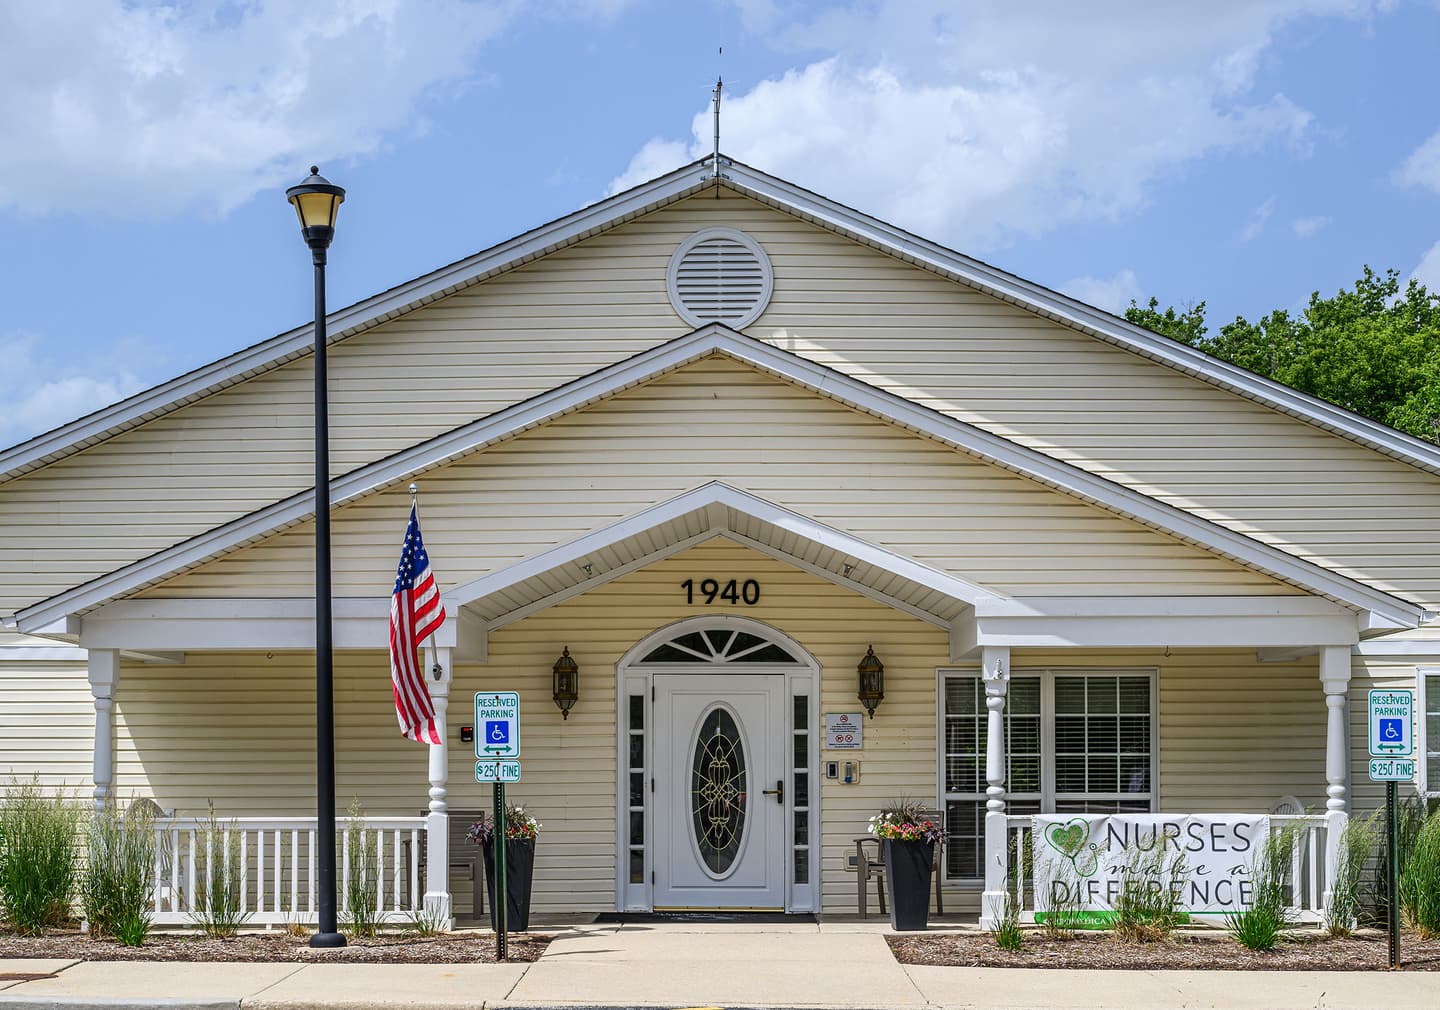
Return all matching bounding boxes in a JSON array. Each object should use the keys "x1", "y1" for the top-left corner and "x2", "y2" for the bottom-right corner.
[{"x1": 1, "y1": 920, "x2": 1438, "y2": 1010}]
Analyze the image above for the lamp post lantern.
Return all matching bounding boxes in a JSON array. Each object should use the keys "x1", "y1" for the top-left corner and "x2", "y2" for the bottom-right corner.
[{"x1": 286, "y1": 166, "x2": 347, "y2": 949}]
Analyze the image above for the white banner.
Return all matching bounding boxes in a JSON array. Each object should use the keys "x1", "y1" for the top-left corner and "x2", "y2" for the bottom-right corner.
[{"x1": 1032, "y1": 814, "x2": 1271, "y2": 922}]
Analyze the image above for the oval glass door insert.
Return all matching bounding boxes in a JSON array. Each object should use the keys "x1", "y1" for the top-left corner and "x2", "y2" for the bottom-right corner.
[{"x1": 691, "y1": 706, "x2": 747, "y2": 874}]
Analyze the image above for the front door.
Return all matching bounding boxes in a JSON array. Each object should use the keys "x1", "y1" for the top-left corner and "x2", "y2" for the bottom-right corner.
[{"x1": 652, "y1": 673, "x2": 786, "y2": 909}]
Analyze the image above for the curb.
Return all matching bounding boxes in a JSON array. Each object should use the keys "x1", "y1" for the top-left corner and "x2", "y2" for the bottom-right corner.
[{"x1": 0, "y1": 1000, "x2": 238, "y2": 1010}]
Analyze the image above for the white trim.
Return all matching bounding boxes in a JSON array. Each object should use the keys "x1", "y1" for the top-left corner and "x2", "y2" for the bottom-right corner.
[
  {"x1": 1420, "y1": 665, "x2": 1438, "y2": 798},
  {"x1": 1354, "y1": 639, "x2": 1440, "y2": 658},
  {"x1": 12, "y1": 326, "x2": 1425, "y2": 634},
  {"x1": 613, "y1": 616, "x2": 820, "y2": 913},
  {"x1": 442, "y1": 481, "x2": 994, "y2": 621},
  {"x1": 665, "y1": 227, "x2": 774, "y2": 329},
  {"x1": 718, "y1": 161, "x2": 1440, "y2": 479},
  {"x1": 7, "y1": 155, "x2": 1439, "y2": 492},
  {"x1": 0, "y1": 161, "x2": 716, "y2": 483},
  {"x1": 77, "y1": 596, "x2": 457, "y2": 651},
  {"x1": 973, "y1": 596, "x2": 1360, "y2": 649},
  {"x1": 0, "y1": 645, "x2": 88, "y2": 661}
]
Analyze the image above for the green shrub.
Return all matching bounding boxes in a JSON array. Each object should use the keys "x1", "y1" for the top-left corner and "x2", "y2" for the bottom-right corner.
[
  {"x1": 342, "y1": 799, "x2": 380, "y2": 939},
  {"x1": 1369, "y1": 794, "x2": 1430, "y2": 926},
  {"x1": 1326, "y1": 812, "x2": 1378, "y2": 937},
  {"x1": 0, "y1": 777, "x2": 83, "y2": 935},
  {"x1": 993, "y1": 891, "x2": 1024, "y2": 951},
  {"x1": 1227, "y1": 823, "x2": 1299, "y2": 951},
  {"x1": 1228, "y1": 901, "x2": 1289, "y2": 951},
  {"x1": 1114, "y1": 845, "x2": 1189, "y2": 943},
  {"x1": 407, "y1": 900, "x2": 448, "y2": 936},
  {"x1": 1399, "y1": 805, "x2": 1440, "y2": 937},
  {"x1": 83, "y1": 801, "x2": 157, "y2": 945},
  {"x1": 188, "y1": 803, "x2": 250, "y2": 938}
]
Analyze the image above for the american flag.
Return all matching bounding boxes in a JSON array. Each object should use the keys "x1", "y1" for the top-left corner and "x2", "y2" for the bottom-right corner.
[{"x1": 390, "y1": 504, "x2": 445, "y2": 744}]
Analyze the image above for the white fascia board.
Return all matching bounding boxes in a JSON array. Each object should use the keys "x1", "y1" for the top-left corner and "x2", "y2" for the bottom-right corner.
[
  {"x1": 77, "y1": 596, "x2": 456, "y2": 651},
  {"x1": 10, "y1": 330, "x2": 734, "y2": 633},
  {"x1": 974, "y1": 596, "x2": 1359, "y2": 649},
  {"x1": 14, "y1": 325, "x2": 1424, "y2": 634},
  {"x1": 0, "y1": 646, "x2": 88, "y2": 662},
  {"x1": 1354, "y1": 639, "x2": 1440, "y2": 658},
  {"x1": 0, "y1": 162, "x2": 715, "y2": 483},
  {"x1": 11, "y1": 153, "x2": 1439, "y2": 488},
  {"x1": 722, "y1": 163, "x2": 1440, "y2": 479},
  {"x1": 710, "y1": 336, "x2": 1425, "y2": 629},
  {"x1": 449, "y1": 480, "x2": 995, "y2": 618}
]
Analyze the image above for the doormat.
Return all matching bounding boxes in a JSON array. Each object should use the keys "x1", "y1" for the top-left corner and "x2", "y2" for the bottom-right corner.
[{"x1": 594, "y1": 911, "x2": 816, "y2": 924}]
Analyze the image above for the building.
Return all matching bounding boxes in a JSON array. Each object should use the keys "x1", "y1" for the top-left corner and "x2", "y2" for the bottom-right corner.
[{"x1": 2, "y1": 156, "x2": 1437, "y2": 926}]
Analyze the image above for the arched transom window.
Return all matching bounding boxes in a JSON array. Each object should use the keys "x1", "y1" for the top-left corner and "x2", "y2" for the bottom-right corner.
[{"x1": 636, "y1": 627, "x2": 804, "y2": 666}]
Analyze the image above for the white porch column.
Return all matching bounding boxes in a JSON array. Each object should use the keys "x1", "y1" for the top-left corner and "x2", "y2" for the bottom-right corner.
[
  {"x1": 87, "y1": 649, "x2": 120, "y2": 810},
  {"x1": 1319, "y1": 645, "x2": 1351, "y2": 917},
  {"x1": 423, "y1": 644, "x2": 454, "y2": 928},
  {"x1": 979, "y1": 645, "x2": 1011, "y2": 930}
]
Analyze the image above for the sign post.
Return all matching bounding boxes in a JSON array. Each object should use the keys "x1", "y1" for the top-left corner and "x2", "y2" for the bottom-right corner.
[
  {"x1": 1367, "y1": 689, "x2": 1414, "y2": 971},
  {"x1": 475, "y1": 692, "x2": 522, "y2": 961}
]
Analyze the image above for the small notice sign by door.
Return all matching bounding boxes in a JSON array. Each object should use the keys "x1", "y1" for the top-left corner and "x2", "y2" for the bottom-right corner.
[{"x1": 825, "y1": 712, "x2": 863, "y2": 750}]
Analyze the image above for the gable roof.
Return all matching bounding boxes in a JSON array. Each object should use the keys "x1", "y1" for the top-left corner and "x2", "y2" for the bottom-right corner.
[
  {"x1": 8, "y1": 324, "x2": 1427, "y2": 635},
  {"x1": 447, "y1": 481, "x2": 996, "y2": 631},
  {"x1": 5, "y1": 156, "x2": 1440, "y2": 485}
]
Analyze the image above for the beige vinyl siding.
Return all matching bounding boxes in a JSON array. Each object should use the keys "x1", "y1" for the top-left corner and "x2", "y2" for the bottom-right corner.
[
  {"x1": 107, "y1": 539, "x2": 1339, "y2": 917},
  {"x1": 145, "y1": 355, "x2": 1294, "y2": 601},
  {"x1": 6, "y1": 192, "x2": 1440, "y2": 618},
  {"x1": 0, "y1": 655, "x2": 94, "y2": 789}
]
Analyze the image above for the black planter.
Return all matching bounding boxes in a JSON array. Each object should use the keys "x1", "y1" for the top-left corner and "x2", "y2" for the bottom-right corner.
[
  {"x1": 883, "y1": 838, "x2": 934, "y2": 931},
  {"x1": 482, "y1": 837, "x2": 535, "y2": 932}
]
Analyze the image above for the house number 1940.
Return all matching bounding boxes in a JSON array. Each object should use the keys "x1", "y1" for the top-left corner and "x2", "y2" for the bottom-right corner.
[{"x1": 681, "y1": 578, "x2": 761, "y2": 606}]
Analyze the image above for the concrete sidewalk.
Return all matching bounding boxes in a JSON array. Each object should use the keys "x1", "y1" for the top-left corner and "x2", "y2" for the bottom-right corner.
[{"x1": 2, "y1": 920, "x2": 1438, "y2": 1010}]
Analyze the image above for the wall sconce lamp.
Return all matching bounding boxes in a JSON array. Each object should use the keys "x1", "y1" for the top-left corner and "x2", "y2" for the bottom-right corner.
[
  {"x1": 857, "y1": 645, "x2": 884, "y2": 718},
  {"x1": 552, "y1": 647, "x2": 579, "y2": 720}
]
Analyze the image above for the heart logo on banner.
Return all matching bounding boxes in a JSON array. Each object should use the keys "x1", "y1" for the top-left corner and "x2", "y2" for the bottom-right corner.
[
  {"x1": 1043, "y1": 817, "x2": 1101, "y2": 877},
  {"x1": 1045, "y1": 818, "x2": 1088, "y2": 857}
]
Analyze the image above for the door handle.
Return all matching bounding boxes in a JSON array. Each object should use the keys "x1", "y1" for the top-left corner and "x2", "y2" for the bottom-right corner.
[{"x1": 762, "y1": 779, "x2": 784, "y2": 805}]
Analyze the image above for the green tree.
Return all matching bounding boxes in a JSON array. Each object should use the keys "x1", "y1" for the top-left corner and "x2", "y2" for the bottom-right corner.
[{"x1": 1126, "y1": 268, "x2": 1440, "y2": 443}]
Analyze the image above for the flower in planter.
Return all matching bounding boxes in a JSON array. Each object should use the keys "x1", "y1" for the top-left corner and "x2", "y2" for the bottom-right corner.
[
  {"x1": 465, "y1": 803, "x2": 541, "y2": 845},
  {"x1": 868, "y1": 800, "x2": 943, "y2": 845}
]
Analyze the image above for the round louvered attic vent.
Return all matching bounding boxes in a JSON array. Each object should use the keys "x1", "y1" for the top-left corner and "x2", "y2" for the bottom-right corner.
[{"x1": 666, "y1": 228, "x2": 774, "y2": 329}]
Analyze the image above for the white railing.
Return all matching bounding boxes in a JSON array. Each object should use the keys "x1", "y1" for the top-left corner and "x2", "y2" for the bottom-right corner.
[
  {"x1": 1269, "y1": 813, "x2": 1329, "y2": 921},
  {"x1": 1002, "y1": 812, "x2": 1329, "y2": 925},
  {"x1": 149, "y1": 816, "x2": 427, "y2": 927}
]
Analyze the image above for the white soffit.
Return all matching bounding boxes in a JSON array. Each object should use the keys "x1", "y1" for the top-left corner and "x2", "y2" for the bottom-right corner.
[
  {"x1": 449, "y1": 482, "x2": 993, "y2": 629},
  {"x1": 9, "y1": 325, "x2": 1428, "y2": 633},
  {"x1": 6, "y1": 156, "x2": 1440, "y2": 486}
]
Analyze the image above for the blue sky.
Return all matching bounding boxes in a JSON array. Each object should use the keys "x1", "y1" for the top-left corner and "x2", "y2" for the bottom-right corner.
[{"x1": 3, "y1": 0, "x2": 1440, "y2": 449}]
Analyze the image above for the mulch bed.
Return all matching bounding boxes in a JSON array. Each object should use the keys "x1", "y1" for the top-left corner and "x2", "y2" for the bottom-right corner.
[
  {"x1": 887, "y1": 928, "x2": 1440, "y2": 971},
  {"x1": 0, "y1": 928, "x2": 549, "y2": 963}
]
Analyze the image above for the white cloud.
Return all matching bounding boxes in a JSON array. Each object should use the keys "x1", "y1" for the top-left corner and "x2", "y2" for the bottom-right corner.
[
  {"x1": 1412, "y1": 238, "x2": 1440, "y2": 292},
  {"x1": 1240, "y1": 197, "x2": 1277, "y2": 242},
  {"x1": 0, "y1": 333, "x2": 151, "y2": 447},
  {"x1": 1397, "y1": 129, "x2": 1440, "y2": 193},
  {"x1": 620, "y1": 1, "x2": 1385, "y2": 249},
  {"x1": 1059, "y1": 269, "x2": 1144, "y2": 315},
  {"x1": 1291, "y1": 215, "x2": 1330, "y2": 237},
  {"x1": 0, "y1": 1, "x2": 516, "y2": 217}
]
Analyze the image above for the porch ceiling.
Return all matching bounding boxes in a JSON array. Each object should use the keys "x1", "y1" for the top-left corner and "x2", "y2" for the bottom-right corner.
[{"x1": 449, "y1": 482, "x2": 995, "y2": 632}]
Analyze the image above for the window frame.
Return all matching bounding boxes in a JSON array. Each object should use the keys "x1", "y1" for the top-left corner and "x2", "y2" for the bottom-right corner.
[
  {"x1": 1421, "y1": 665, "x2": 1439, "y2": 799},
  {"x1": 936, "y1": 665, "x2": 1160, "y2": 886}
]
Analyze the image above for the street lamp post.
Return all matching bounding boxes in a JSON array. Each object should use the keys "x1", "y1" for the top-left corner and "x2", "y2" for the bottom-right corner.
[{"x1": 286, "y1": 166, "x2": 347, "y2": 949}]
